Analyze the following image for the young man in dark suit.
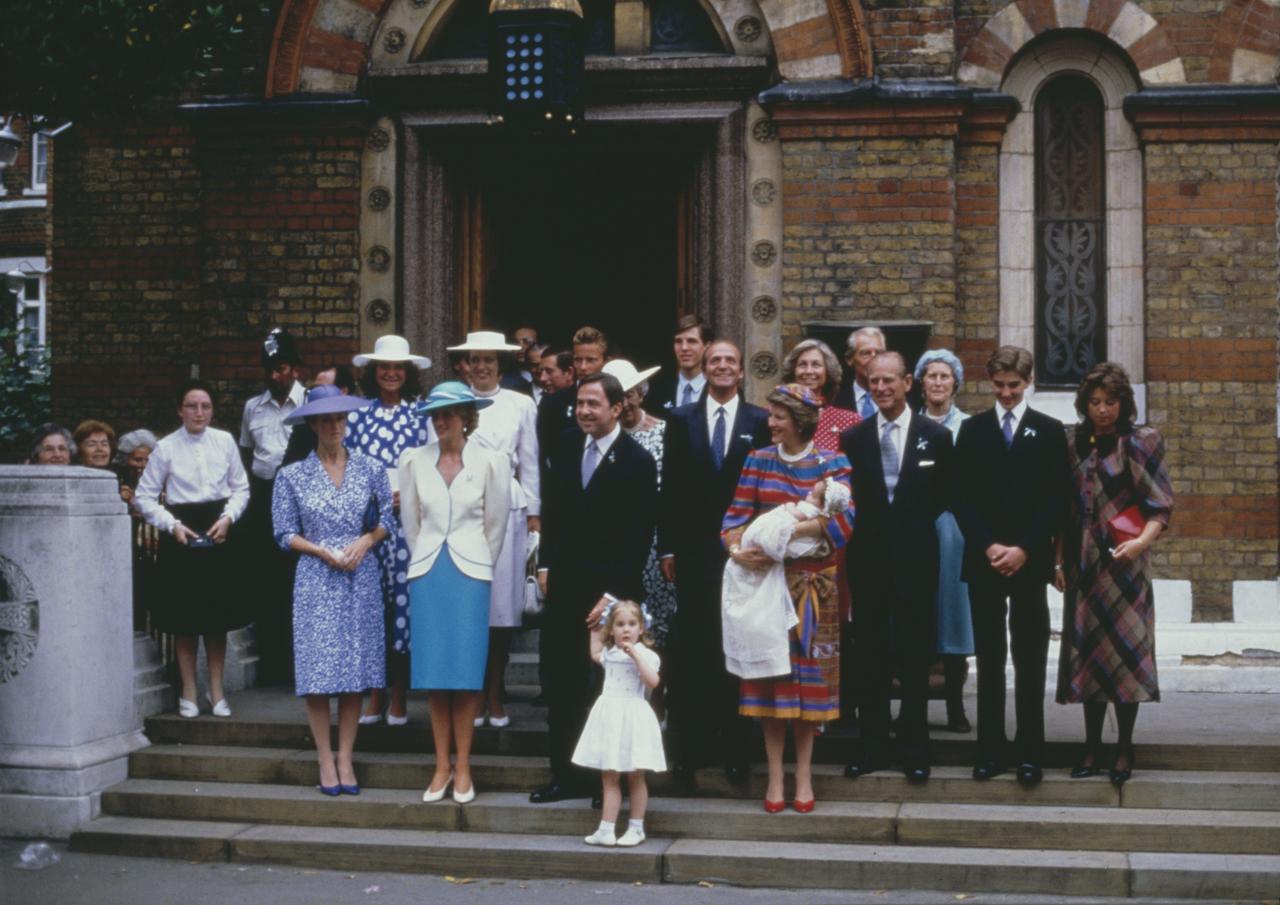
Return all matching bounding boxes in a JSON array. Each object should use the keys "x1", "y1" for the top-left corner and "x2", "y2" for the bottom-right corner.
[
  {"x1": 644, "y1": 314, "x2": 711, "y2": 417},
  {"x1": 953, "y1": 346, "x2": 1070, "y2": 787},
  {"x1": 532, "y1": 372, "x2": 657, "y2": 803},
  {"x1": 658, "y1": 340, "x2": 771, "y2": 790},
  {"x1": 840, "y1": 352, "x2": 953, "y2": 782}
]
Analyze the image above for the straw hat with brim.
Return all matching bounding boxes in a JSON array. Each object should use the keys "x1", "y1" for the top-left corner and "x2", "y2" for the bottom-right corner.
[
  {"x1": 353, "y1": 334, "x2": 432, "y2": 369},
  {"x1": 284, "y1": 385, "x2": 371, "y2": 425},
  {"x1": 415, "y1": 381, "x2": 496, "y2": 416},
  {"x1": 602, "y1": 359, "x2": 661, "y2": 394},
  {"x1": 447, "y1": 330, "x2": 523, "y2": 353}
]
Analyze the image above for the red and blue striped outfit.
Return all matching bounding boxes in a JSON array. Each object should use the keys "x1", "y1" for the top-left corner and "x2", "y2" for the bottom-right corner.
[{"x1": 721, "y1": 445, "x2": 855, "y2": 722}]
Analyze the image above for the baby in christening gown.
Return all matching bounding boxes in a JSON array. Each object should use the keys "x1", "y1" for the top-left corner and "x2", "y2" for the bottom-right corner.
[{"x1": 721, "y1": 477, "x2": 851, "y2": 679}]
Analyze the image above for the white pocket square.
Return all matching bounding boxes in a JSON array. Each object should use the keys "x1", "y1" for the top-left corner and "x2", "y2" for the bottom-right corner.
[{"x1": 918, "y1": 460, "x2": 935, "y2": 467}]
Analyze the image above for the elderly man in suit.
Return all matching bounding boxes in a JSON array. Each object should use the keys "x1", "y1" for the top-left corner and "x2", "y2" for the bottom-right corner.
[
  {"x1": 658, "y1": 339, "x2": 771, "y2": 790},
  {"x1": 841, "y1": 351, "x2": 953, "y2": 782},
  {"x1": 954, "y1": 346, "x2": 1070, "y2": 787},
  {"x1": 532, "y1": 372, "x2": 658, "y2": 803}
]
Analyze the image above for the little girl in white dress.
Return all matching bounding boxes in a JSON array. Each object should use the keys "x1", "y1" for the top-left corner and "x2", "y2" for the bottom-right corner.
[{"x1": 571, "y1": 599, "x2": 666, "y2": 847}]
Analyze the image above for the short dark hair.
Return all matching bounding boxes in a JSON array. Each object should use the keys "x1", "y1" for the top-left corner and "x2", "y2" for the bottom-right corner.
[
  {"x1": 987, "y1": 346, "x2": 1034, "y2": 380},
  {"x1": 542, "y1": 348, "x2": 574, "y2": 373},
  {"x1": 176, "y1": 379, "x2": 214, "y2": 408},
  {"x1": 578, "y1": 372, "x2": 624, "y2": 407},
  {"x1": 1075, "y1": 362, "x2": 1137, "y2": 432},
  {"x1": 674, "y1": 313, "x2": 712, "y2": 344},
  {"x1": 702, "y1": 338, "x2": 741, "y2": 365},
  {"x1": 359, "y1": 360, "x2": 423, "y2": 401}
]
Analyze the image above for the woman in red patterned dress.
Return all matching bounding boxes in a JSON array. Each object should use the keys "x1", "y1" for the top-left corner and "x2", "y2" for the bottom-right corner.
[{"x1": 780, "y1": 339, "x2": 859, "y2": 451}]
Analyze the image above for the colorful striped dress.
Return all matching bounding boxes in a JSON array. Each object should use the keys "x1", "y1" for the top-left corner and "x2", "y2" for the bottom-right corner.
[{"x1": 721, "y1": 444, "x2": 855, "y2": 722}]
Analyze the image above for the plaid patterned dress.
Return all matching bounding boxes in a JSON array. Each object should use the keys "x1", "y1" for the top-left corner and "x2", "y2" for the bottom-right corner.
[
  {"x1": 721, "y1": 445, "x2": 855, "y2": 722},
  {"x1": 1056, "y1": 427, "x2": 1173, "y2": 704}
]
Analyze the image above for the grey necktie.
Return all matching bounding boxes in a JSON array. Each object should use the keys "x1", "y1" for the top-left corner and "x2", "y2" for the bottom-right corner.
[
  {"x1": 581, "y1": 440, "x2": 599, "y2": 489},
  {"x1": 681, "y1": 383, "x2": 694, "y2": 406},
  {"x1": 880, "y1": 421, "x2": 900, "y2": 502},
  {"x1": 1002, "y1": 410, "x2": 1015, "y2": 449}
]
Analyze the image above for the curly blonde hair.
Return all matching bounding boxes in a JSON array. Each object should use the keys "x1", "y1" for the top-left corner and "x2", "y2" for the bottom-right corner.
[{"x1": 602, "y1": 599, "x2": 654, "y2": 650}]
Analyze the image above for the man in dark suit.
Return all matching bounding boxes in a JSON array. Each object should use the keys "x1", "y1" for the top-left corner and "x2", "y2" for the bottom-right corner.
[
  {"x1": 954, "y1": 345, "x2": 1070, "y2": 787},
  {"x1": 531, "y1": 372, "x2": 657, "y2": 803},
  {"x1": 644, "y1": 314, "x2": 711, "y2": 417},
  {"x1": 535, "y1": 326, "x2": 607, "y2": 479},
  {"x1": 658, "y1": 339, "x2": 771, "y2": 789},
  {"x1": 840, "y1": 352, "x2": 953, "y2": 782}
]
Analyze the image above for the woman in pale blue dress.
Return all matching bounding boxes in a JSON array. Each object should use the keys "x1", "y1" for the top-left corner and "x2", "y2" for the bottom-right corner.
[
  {"x1": 273, "y1": 385, "x2": 395, "y2": 795},
  {"x1": 915, "y1": 349, "x2": 974, "y2": 733},
  {"x1": 399, "y1": 382, "x2": 510, "y2": 804}
]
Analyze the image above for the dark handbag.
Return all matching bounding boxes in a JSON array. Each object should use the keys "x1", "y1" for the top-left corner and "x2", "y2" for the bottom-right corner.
[
  {"x1": 361, "y1": 494, "x2": 380, "y2": 534},
  {"x1": 1106, "y1": 505, "x2": 1144, "y2": 547}
]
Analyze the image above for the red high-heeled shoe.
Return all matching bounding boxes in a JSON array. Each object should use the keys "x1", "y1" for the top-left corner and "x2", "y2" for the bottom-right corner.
[
  {"x1": 792, "y1": 798, "x2": 815, "y2": 813},
  {"x1": 763, "y1": 798, "x2": 786, "y2": 814}
]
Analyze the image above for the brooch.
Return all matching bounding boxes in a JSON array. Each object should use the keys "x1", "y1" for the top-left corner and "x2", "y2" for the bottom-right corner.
[
  {"x1": 607, "y1": 451, "x2": 616, "y2": 464},
  {"x1": 916, "y1": 438, "x2": 928, "y2": 451}
]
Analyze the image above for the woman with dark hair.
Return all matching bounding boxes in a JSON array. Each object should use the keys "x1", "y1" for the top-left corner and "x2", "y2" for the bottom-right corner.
[
  {"x1": 400, "y1": 382, "x2": 510, "y2": 804},
  {"x1": 346, "y1": 335, "x2": 432, "y2": 727},
  {"x1": 722, "y1": 384, "x2": 855, "y2": 813},
  {"x1": 1055, "y1": 362, "x2": 1173, "y2": 786},
  {"x1": 73, "y1": 420, "x2": 116, "y2": 469},
  {"x1": 780, "y1": 339, "x2": 859, "y2": 451}
]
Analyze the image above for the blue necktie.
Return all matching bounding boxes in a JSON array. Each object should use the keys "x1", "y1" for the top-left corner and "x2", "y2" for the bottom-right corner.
[
  {"x1": 880, "y1": 421, "x2": 899, "y2": 502},
  {"x1": 711, "y1": 406, "x2": 726, "y2": 470},
  {"x1": 859, "y1": 391, "x2": 876, "y2": 420},
  {"x1": 581, "y1": 440, "x2": 599, "y2": 489},
  {"x1": 681, "y1": 383, "x2": 694, "y2": 407},
  {"x1": 1002, "y1": 411, "x2": 1015, "y2": 449}
]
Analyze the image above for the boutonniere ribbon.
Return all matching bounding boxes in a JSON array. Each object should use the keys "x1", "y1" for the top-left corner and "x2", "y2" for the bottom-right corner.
[
  {"x1": 916, "y1": 438, "x2": 928, "y2": 452},
  {"x1": 607, "y1": 451, "x2": 616, "y2": 464},
  {"x1": 1023, "y1": 427, "x2": 1037, "y2": 438}
]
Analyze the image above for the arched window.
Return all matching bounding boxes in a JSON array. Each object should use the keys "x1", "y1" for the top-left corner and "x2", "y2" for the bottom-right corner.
[{"x1": 1035, "y1": 74, "x2": 1106, "y2": 386}]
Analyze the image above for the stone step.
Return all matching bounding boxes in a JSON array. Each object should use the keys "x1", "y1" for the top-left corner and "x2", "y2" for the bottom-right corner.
[
  {"x1": 504, "y1": 652, "x2": 539, "y2": 686},
  {"x1": 69, "y1": 815, "x2": 1280, "y2": 898},
  {"x1": 142, "y1": 709, "x2": 1280, "y2": 773},
  {"x1": 100, "y1": 778, "x2": 1280, "y2": 854},
  {"x1": 133, "y1": 631, "x2": 165, "y2": 668},
  {"x1": 128, "y1": 744, "x2": 1280, "y2": 811}
]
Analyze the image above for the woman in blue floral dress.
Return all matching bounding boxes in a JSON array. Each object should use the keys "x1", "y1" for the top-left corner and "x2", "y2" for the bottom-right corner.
[
  {"x1": 346, "y1": 335, "x2": 432, "y2": 726},
  {"x1": 273, "y1": 385, "x2": 395, "y2": 794}
]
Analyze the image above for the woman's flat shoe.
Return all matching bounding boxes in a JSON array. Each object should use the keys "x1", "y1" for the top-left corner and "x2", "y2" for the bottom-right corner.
[
  {"x1": 488, "y1": 714, "x2": 511, "y2": 729},
  {"x1": 473, "y1": 715, "x2": 487, "y2": 728},
  {"x1": 422, "y1": 772, "x2": 454, "y2": 803},
  {"x1": 793, "y1": 799, "x2": 815, "y2": 814},
  {"x1": 357, "y1": 711, "x2": 383, "y2": 726},
  {"x1": 452, "y1": 782, "x2": 476, "y2": 804},
  {"x1": 385, "y1": 712, "x2": 408, "y2": 727},
  {"x1": 178, "y1": 698, "x2": 199, "y2": 719},
  {"x1": 339, "y1": 784, "x2": 361, "y2": 796},
  {"x1": 205, "y1": 694, "x2": 231, "y2": 718},
  {"x1": 763, "y1": 799, "x2": 786, "y2": 814},
  {"x1": 1110, "y1": 750, "x2": 1135, "y2": 786},
  {"x1": 1071, "y1": 750, "x2": 1102, "y2": 779}
]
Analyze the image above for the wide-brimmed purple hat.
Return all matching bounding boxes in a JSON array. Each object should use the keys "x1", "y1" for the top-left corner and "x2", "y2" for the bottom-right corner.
[{"x1": 284, "y1": 384, "x2": 370, "y2": 425}]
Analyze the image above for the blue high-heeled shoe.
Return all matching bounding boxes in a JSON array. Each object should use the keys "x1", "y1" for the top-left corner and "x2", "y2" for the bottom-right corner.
[
  {"x1": 319, "y1": 783, "x2": 341, "y2": 797},
  {"x1": 339, "y1": 784, "x2": 361, "y2": 796}
]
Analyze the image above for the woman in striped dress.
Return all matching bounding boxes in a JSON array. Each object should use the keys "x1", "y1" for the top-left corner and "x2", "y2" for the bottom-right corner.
[{"x1": 721, "y1": 383, "x2": 855, "y2": 813}]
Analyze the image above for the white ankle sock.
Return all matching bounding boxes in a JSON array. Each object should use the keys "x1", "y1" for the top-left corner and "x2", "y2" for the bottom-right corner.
[
  {"x1": 627, "y1": 818, "x2": 644, "y2": 833},
  {"x1": 597, "y1": 819, "x2": 613, "y2": 834}
]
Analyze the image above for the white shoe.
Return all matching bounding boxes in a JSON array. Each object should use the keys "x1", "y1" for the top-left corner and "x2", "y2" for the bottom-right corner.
[
  {"x1": 488, "y1": 714, "x2": 511, "y2": 728},
  {"x1": 385, "y1": 712, "x2": 408, "y2": 727},
  {"x1": 584, "y1": 828, "x2": 616, "y2": 847},
  {"x1": 357, "y1": 711, "x2": 383, "y2": 726},
  {"x1": 452, "y1": 781, "x2": 476, "y2": 804},
  {"x1": 178, "y1": 698, "x2": 199, "y2": 719},
  {"x1": 473, "y1": 715, "x2": 486, "y2": 728},
  {"x1": 206, "y1": 694, "x2": 231, "y2": 718},
  {"x1": 616, "y1": 826, "x2": 646, "y2": 847},
  {"x1": 422, "y1": 771, "x2": 453, "y2": 803}
]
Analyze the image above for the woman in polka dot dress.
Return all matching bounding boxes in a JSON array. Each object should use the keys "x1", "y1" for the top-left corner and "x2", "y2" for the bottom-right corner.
[{"x1": 346, "y1": 335, "x2": 432, "y2": 726}]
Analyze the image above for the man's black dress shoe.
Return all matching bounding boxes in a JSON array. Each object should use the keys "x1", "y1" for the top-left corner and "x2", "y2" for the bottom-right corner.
[
  {"x1": 1016, "y1": 762, "x2": 1043, "y2": 787},
  {"x1": 725, "y1": 762, "x2": 749, "y2": 786},
  {"x1": 844, "y1": 760, "x2": 882, "y2": 779},
  {"x1": 972, "y1": 761, "x2": 1006, "y2": 780},
  {"x1": 529, "y1": 782, "x2": 587, "y2": 804},
  {"x1": 904, "y1": 764, "x2": 931, "y2": 784}
]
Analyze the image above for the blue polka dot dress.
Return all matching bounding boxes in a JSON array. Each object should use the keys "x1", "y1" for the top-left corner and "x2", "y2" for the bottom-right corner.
[
  {"x1": 272, "y1": 451, "x2": 395, "y2": 695},
  {"x1": 346, "y1": 401, "x2": 428, "y2": 654}
]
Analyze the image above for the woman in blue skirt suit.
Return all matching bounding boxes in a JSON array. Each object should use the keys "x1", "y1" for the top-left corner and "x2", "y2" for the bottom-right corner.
[{"x1": 399, "y1": 382, "x2": 510, "y2": 804}]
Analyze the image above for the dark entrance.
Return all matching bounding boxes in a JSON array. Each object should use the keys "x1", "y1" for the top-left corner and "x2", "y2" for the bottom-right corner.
[{"x1": 446, "y1": 127, "x2": 704, "y2": 364}]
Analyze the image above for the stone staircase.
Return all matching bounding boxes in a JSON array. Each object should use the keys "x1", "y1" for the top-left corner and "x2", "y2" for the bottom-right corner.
[{"x1": 70, "y1": 685, "x2": 1280, "y2": 899}]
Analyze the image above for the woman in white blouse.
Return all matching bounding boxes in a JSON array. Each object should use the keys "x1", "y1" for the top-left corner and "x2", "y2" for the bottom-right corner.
[{"x1": 135, "y1": 380, "x2": 251, "y2": 719}]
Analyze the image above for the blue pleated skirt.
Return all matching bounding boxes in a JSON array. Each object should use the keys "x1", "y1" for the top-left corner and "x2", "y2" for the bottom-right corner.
[{"x1": 408, "y1": 546, "x2": 490, "y2": 690}]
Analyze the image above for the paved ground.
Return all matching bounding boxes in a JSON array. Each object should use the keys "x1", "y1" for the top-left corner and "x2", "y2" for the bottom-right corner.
[{"x1": 0, "y1": 839, "x2": 1265, "y2": 905}]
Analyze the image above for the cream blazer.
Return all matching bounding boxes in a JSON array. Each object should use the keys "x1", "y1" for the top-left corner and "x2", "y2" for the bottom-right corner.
[{"x1": 399, "y1": 441, "x2": 511, "y2": 582}]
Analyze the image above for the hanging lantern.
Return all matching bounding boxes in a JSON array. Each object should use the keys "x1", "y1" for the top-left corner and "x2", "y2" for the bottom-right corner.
[{"x1": 488, "y1": 0, "x2": 584, "y2": 131}]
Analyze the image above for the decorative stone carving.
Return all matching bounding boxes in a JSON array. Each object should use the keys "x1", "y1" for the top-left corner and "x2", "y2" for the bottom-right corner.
[
  {"x1": 750, "y1": 295, "x2": 777, "y2": 323},
  {"x1": 367, "y1": 245, "x2": 392, "y2": 273},
  {"x1": 367, "y1": 128, "x2": 391, "y2": 152},
  {"x1": 368, "y1": 186, "x2": 391, "y2": 212},
  {"x1": 750, "y1": 351, "x2": 779, "y2": 379},
  {"x1": 367, "y1": 298, "x2": 392, "y2": 324},
  {"x1": 734, "y1": 16, "x2": 763, "y2": 43},
  {"x1": 0, "y1": 554, "x2": 38, "y2": 684},
  {"x1": 750, "y1": 240, "x2": 777, "y2": 267},
  {"x1": 752, "y1": 118, "x2": 777, "y2": 143},
  {"x1": 751, "y1": 179, "x2": 776, "y2": 206},
  {"x1": 383, "y1": 27, "x2": 407, "y2": 54}
]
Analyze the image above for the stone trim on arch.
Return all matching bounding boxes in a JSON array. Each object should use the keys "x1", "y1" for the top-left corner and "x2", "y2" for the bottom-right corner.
[
  {"x1": 958, "y1": 0, "x2": 1186, "y2": 88},
  {"x1": 1207, "y1": 0, "x2": 1280, "y2": 83},
  {"x1": 755, "y1": 0, "x2": 872, "y2": 81},
  {"x1": 265, "y1": 0, "x2": 382, "y2": 97}
]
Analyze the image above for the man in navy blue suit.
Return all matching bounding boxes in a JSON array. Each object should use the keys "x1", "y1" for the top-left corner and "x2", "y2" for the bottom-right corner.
[{"x1": 659, "y1": 340, "x2": 771, "y2": 790}]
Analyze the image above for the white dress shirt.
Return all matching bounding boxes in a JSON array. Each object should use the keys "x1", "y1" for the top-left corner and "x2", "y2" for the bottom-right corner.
[
  {"x1": 876, "y1": 406, "x2": 912, "y2": 466},
  {"x1": 239, "y1": 381, "x2": 305, "y2": 479},
  {"x1": 135, "y1": 427, "x2": 251, "y2": 534},
  {"x1": 676, "y1": 372, "x2": 707, "y2": 407},
  {"x1": 585, "y1": 421, "x2": 623, "y2": 460},
  {"x1": 705, "y1": 393, "x2": 740, "y2": 461},
  {"x1": 996, "y1": 398, "x2": 1029, "y2": 436}
]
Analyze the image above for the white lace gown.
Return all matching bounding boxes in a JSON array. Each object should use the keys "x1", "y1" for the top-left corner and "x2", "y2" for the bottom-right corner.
[{"x1": 571, "y1": 646, "x2": 668, "y2": 773}]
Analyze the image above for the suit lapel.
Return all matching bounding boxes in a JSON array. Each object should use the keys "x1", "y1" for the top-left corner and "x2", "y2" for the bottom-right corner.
[
  {"x1": 688, "y1": 398, "x2": 711, "y2": 465},
  {"x1": 725, "y1": 398, "x2": 756, "y2": 464},
  {"x1": 860, "y1": 420, "x2": 888, "y2": 503},
  {"x1": 893, "y1": 416, "x2": 925, "y2": 505}
]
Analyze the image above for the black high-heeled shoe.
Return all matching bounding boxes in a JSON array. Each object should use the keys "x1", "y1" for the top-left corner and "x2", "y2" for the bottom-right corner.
[
  {"x1": 1070, "y1": 746, "x2": 1102, "y2": 779},
  {"x1": 1109, "y1": 746, "x2": 1135, "y2": 786}
]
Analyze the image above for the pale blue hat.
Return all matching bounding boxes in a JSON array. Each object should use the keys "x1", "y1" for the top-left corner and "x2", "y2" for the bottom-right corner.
[{"x1": 415, "y1": 381, "x2": 495, "y2": 416}]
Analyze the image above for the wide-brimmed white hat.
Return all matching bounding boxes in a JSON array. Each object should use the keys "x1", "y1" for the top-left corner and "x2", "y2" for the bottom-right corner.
[
  {"x1": 447, "y1": 330, "x2": 522, "y2": 353},
  {"x1": 353, "y1": 334, "x2": 431, "y2": 369},
  {"x1": 603, "y1": 358, "x2": 660, "y2": 394}
]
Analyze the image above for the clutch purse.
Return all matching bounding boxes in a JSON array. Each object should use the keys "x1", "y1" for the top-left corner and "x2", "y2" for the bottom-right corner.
[
  {"x1": 361, "y1": 494, "x2": 380, "y2": 535},
  {"x1": 1106, "y1": 505, "x2": 1144, "y2": 547}
]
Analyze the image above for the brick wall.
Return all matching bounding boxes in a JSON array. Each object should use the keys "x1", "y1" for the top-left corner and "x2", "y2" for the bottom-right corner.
[
  {"x1": 1143, "y1": 141, "x2": 1279, "y2": 619},
  {"x1": 954, "y1": 140, "x2": 1000, "y2": 405},
  {"x1": 781, "y1": 136, "x2": 957, "y2": 347},
  {"x1": 866, "y1": 0, "x2": 956, "y2": 79}
]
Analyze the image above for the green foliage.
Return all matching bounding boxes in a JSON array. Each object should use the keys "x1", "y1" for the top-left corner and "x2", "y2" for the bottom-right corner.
[
  {"x1": 0, "y1": 296, "x2": 51, "y2": 464},
  {"x1": 0, "y1": 1, "x2": 265, "y2": 121}
]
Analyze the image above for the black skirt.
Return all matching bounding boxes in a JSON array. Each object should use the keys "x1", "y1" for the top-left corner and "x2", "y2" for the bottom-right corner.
[{"x1": 152, "y1": 500, "x2": 249, "y2": 635}]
